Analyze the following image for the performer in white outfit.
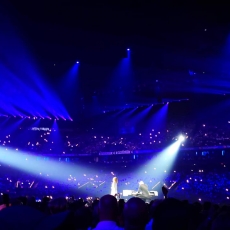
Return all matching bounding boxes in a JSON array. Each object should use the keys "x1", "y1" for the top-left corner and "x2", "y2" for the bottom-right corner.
[{"x1": 111, "y1": 177, "x2": 118, "y2": 196}]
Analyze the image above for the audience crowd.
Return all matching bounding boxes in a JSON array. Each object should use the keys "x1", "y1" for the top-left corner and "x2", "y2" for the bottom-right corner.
[
  {"x1": 0, "y1": 192, "x2": 230, "y2": 230},
  {"x1": 0, "y1": 121, "x2": 230, "y2": 154},
  {"x1": 0, "y1": 120, "x2": 230, "y2": 229}
]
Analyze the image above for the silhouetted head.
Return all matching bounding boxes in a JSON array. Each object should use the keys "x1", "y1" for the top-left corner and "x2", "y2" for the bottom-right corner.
[
  {"x1": 152, "y1": 198, "x2": 190, "y2": 230},
  {"x1": 124, "y1": 197, "x2": 148, "y2": 230},
  {"x1": 98, "y1": 194, "x2": 118, "y2": 221}
]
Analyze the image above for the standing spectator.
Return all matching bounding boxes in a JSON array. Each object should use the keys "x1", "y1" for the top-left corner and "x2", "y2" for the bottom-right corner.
[
  {"x1": 93, "y1": 195, "x2": 123, "y2": 230},
  {"x1": 152, "y1": 198, "x2": 190, "y2": 230},
  {"x1": 123, "y1": 197, "x2": 148, "y2": 230}
]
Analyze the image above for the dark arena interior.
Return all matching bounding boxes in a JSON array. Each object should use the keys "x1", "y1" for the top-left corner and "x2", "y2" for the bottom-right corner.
[{"x1": 1, "y1": 1, "x2": 230, "y2": 229}]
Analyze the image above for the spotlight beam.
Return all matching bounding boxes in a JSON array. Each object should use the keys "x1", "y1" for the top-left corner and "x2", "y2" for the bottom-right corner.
[
  {"x1": 132, "y1": 139, "x2": 182, "y2": 194},
  {"x1": 0, "y1": 147, "x2": 97, "y2": 184}
]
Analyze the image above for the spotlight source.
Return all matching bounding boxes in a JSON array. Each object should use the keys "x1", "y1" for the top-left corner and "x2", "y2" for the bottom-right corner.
[{"x1": 178, "y1": 135, "x2": 185, "y2": 142}]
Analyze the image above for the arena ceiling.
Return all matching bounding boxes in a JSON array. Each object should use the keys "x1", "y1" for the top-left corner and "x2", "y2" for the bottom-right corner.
[{"x1": 2, "y1": 0, "x2": 230, "y2": 109}]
